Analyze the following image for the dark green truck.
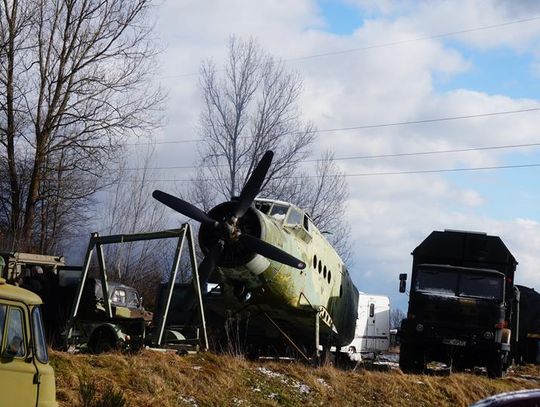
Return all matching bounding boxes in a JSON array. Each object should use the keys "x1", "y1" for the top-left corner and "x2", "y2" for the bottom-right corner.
[{"x1": 398, "y1": 230, "x2": 517, "y2": 377}]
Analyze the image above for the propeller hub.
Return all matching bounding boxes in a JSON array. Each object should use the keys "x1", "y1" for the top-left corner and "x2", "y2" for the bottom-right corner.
[{"x1": 199, "y1": 202, "x2": 262, "y2": 268}]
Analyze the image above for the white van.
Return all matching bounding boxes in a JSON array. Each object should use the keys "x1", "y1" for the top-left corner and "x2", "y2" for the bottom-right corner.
[{"x1": 342, "y1": 293, "x2": 390, "y2": 361}]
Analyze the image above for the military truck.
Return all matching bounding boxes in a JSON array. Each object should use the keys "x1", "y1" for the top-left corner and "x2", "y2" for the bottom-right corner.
[
  {"x1": 67, "y1": 278, "x2": 151, "y2": 353},
  {"x1": 398, "y1": 230, "x2": 517, "y2": 377},
  {"x1": 0, "y1": 257, "x2": 57, "y2": 406},
  {"x1": 0, "y1": 252, "x2": 150, "y2": 353}
]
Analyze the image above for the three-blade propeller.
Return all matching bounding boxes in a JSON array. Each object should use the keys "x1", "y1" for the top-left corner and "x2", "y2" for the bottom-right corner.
[{"x1": 152, "y1": 150, "x2": 306, "y2": 285}]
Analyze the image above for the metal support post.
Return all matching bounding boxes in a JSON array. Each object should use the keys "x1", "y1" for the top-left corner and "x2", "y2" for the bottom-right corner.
[
  {"x1": 187, "y1": 224, "x2": 209, "y2": 351},
  {"x1": 96, "y1": 243, "x2": 113, "y2": 319},
  {"x1": 315, "y1": 311, "x2": 320, "y2": 359},
  {"x1": 66, "y1": 233, "x2": 97, "y2": 343},
  {"x1": 156, "y1": 226, "x2": 187, "y2": 346}
]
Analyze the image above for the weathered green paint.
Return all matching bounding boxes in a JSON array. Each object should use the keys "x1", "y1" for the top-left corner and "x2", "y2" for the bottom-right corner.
[
  {"x1": 214, "y1": 199, "x2": 359, "y2": 347},
  {"x1": 0, "y1": 283, "x2": 58, "y2": 406}
]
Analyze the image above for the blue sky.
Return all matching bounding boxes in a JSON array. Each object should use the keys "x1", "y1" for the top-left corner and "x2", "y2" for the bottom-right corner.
[{"x1": 318, "y1": 1, "x2": 365, "y2": 35}]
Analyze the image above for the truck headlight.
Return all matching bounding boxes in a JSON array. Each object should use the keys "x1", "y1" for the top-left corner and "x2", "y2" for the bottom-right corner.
[
  {"x1": 483, "y1": 331, "x2": 494, "y2": 340},
  {"x1": 416, "y1": 323, "x2": 424, "y2": 332}
]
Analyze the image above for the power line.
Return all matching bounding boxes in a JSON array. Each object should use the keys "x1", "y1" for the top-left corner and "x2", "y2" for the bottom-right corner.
[
  {"x1": 346, "y1": 163, "x2": 540, "y2": 177},
  {"x1": 122, "y1": 141, "x2": 540, "y2": 171},
  {"x1": 287, "y1": 15, "x2": 540, "y2": 62},
  {"x1": 127, "y1": 106, "x2": 540, "y2": 146},
  {"x1": 158, "y1": 15, "x2": 540, "y2": 79},
  {"x1": 29, "y1": 161, "x2": 540, "y2": 185},
  {"x1": 112, "y1": 162, "x2": 540, "y2": 183}
]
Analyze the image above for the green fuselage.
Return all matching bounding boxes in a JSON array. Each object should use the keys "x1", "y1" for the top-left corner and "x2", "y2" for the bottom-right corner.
[{"x1": 202, "y1": 199, "x2": 358, "y2": 348}]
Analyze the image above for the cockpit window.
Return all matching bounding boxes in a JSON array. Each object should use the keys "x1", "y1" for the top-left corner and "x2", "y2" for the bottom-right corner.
[
  {"x1": 255, "y1": 201, "x2": 272, "y2": 214},
  {"x1": 269, "y1": 204, "x2": 288, "y2": 221},
  {"x1": 303, "y1": 214, "x2": 310, "y2": 231},
  {"x1": 286, "y1": 208, "x2": 303, "y2": 225}
]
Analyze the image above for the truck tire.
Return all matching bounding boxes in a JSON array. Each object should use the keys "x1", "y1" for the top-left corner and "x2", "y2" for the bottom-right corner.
[
  {"x1": 486, "y1": 352, "x2": 505, "y2": 379},
  {"x1": 88, "y1": 327, "x2": 118, "y2": 354},
  {"x1": 399, "y1": 343, "x2": 425, "y2": 374}
]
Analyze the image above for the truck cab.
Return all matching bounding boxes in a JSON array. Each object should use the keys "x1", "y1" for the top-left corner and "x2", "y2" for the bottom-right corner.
[
  {"x1": 399, "y1": 230, "x2": 517, "y2": 377},
  {"x1": 0, "y1": 270, "x2": 57, "y2": 406},
  {"x1": 342, "y1": 293, "x2": 390, "y2": 362}
]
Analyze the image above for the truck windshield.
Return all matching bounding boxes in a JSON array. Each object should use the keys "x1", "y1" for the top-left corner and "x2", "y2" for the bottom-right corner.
[
  {"x1": 415, "y1": 266, "x2": 503, "y2": 300},
  {"x1": 459, "y1": 273, "x2": 503, "y2": 300},
  {"x1": 415, "y1": 268, "x2": 457, "y2": 295}
]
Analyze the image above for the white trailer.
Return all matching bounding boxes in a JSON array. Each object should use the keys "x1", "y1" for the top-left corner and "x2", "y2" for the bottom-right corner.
[{"x1": 342, "y1": 293, "x2": 390, "y2": 361}]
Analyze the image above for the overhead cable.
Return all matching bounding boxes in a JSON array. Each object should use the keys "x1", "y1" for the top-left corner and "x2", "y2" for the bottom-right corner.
[
  {"x1": 127, "y1": 106, "x2": 540, "y2": 146},
  {"x1": 159, "y1": 15, "x2": 540, "y2": 79}
]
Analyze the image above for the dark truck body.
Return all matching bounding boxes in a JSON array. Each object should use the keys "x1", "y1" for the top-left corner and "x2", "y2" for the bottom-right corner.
[
  {"x1": 399, "y1": 230, "x2": 517, "y2": 377},
  {"x1": 514, "y1": 285, "x2": 540, "y2": 364}
]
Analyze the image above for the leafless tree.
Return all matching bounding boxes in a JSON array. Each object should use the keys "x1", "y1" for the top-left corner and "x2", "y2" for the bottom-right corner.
[
  {"x1": 390, "y1": 307, "x2": 406, "y2": 329},
  {"x1": 97, "y1": 145, "x2": 182, "y2": 308},
  {"x1": 197, "y1": 36, "x2": 315, "y2": 201},
  {"x1": 0, "y1": 0, "x2": 162, "y2": 252},
  {"x1": 194, "y1": 37, "x2": 351, "y2": 259}
]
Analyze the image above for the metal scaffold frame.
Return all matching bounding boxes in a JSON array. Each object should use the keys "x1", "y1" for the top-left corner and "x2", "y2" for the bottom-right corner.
[{"x1": 65, "y1": 223, "x2": 209, "y2": 351}]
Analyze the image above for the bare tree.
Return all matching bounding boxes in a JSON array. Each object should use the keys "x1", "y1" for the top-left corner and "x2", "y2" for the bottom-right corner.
[
  {"x1": 390, "y1": 307, "x2": 406, "y2": 329},
  {"x1": 194, "y1": 37, "x2": 351, "y2": 259},
  {"x1": 0, "y1": 0, "x2": 162, "y2": 252},
  {"x1": 99, "y1": 145, "x2": 176, "y2": 308},
  {"x1": 197, "y1": 36, "x2": 314, "y2": 202}
]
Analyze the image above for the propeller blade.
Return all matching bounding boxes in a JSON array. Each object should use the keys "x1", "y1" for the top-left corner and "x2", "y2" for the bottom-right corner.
[
  {"x1": 239, "y1": 234, "x2": 306, "y2": 269},
  {"x1": 198, "y1": 241, "x2": 224, "y2": 285},
  {"x1": 235, "y1": 151, "x2": 274, "y2": 218},
  {"x1": 152, "y1": 190, "x2": 216, "y2": 225}
]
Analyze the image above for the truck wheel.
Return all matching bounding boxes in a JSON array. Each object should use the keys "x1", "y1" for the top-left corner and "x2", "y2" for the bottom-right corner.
[
  {"x1": 399, "y1": 343, "x2": 425, "y2": 374},
  {"x1": 487, "y1": 353, "x2": 505, "y2": 378},
  {"x1": 88, "y1": 328, "x2": 117, "y2": 354}
]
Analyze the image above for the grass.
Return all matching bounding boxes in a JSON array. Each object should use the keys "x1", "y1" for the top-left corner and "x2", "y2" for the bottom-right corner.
[{"x1": 51, "y1": 350, "x2": 540, "y2": 406}]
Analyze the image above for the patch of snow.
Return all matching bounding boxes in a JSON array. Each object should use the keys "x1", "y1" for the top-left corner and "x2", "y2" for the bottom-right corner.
[
  {"x1": 290, "y1": 379, "x2": 311, "y2": 394},
  {"x1": 316, "y1": 378, "x2": 330, "y2": 388},
  {"x1": 257, "y1": 367, "x2": 284, "y2": 379},
  {"x1": 296, "y1": 383, "x2": 311, "y2": 394},
  {"x1": 177, "y1": 395, "x2": 198, "y2": 406}
]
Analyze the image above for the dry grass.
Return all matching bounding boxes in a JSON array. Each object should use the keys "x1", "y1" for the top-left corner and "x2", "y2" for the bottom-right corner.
[{"x1": 51, "y1": 351, "x2": 540, "y2": 407}]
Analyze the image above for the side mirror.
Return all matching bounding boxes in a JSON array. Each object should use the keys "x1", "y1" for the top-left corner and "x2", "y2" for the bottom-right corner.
[{"x1": 399, "y1": 273, "x2": 407, "y2": 293}]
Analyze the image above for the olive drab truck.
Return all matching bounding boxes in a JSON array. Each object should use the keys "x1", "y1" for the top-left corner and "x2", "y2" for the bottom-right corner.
[
  {"x1": 0, "y1": 256, "x2": 58, "y2": 407},
  {"x1": 398, "y1": 230, "x2": 517, "y2": 378},
  {"x1": 0, "y1": 252, "x2": 67, "y2": 347},
  {"x1": 0, "y1": 251, "x2": 150, "y2": 354}
]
